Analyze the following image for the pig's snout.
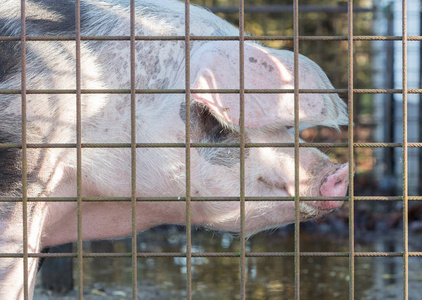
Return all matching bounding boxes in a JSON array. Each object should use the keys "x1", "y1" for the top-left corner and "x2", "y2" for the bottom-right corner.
[{"x1": 317, "y1": 163, "x2": 349, "y2": 210}]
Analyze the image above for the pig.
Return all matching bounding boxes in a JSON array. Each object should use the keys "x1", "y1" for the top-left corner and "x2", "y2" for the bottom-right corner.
[{"x1": 0, "y1": 0, "x2": 349, "y2": 298}]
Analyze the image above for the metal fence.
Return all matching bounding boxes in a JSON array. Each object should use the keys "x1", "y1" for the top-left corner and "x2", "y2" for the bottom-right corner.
[{"x1": 1, "y1": 0, "x2": 422, "y2": 299}]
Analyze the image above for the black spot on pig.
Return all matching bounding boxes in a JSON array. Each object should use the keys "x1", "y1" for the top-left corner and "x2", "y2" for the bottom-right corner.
[
  {"x1": 37, "y1": 0, "x2": 102, "y2": 35},
  {"x1": 0, "y1": 0, "x2": 89, "y2": 82},
  {"x1": 261, "y1": 61, "x2": 274, "y2": 72},
  {"x1": 0, "y1": 15, "x2": 21, "y2": 81},
  {"x1": 249, "y1": 57, "x2": 257, "y2": 63},
  {"x1": 180, "y1": 102, "x2": 247, "y2": 167},
  {"x1": 25, "y1": 0, "x2": 77, "y2": 35},
  {"x1": 0, "y1": 41, "x2": 20, "y2": 82},
  {"x1": 0, "y1": 128, "x2": 22, "y2": 198},
  {"x1": 18, "y1": 0, "x2": 101, "y2": 37}
]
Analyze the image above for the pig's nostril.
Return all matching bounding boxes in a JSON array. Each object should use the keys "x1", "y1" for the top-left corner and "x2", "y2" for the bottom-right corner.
[{"x1": 319, "y1": 164, "x2": 349, "y2": 198}]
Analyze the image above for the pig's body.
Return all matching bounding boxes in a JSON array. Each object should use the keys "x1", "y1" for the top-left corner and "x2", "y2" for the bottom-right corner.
[{"x1": 0, "y1": 0, "x2": 349, "y2": 298}]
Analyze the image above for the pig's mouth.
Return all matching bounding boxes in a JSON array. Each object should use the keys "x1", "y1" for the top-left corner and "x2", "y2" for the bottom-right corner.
[
  {"x1": 298, "y1": 201, "x2": 341, "y2": 221},
  {"x1": 298, "y1": 202, "x2": 321, "y2": 220}
]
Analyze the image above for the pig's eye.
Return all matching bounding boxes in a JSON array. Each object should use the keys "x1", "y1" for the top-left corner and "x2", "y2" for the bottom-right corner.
[{"x1": 258, "y1": 176, "x2": 288, "y2": 193}]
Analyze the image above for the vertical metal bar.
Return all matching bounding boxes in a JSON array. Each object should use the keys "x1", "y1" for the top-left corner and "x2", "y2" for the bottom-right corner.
[
  {"x1": 20, "y1": 0, "x2": 28, "y2": 298},
  {"x1": 401, "y1": 0, "x2": 409, "y2": 299},
  {"x1": 419, "y1": 7, "x2": 422, "y2": 197},
  {"x1": 184, "y1": 1, "x2": 192, "y2": 299},
  {"x1": 238, "y1": 0, "x2": 246, "y2": 299},
  {"x1": 129, "y1": 0, "x2": 138, "y2": 298},
  {"x1": 75, "y1": 0, "x2": 83, "y2": 298},
  {"x1": 293, "y1": 0, "x2": 300, "y2": 299},
  {"x1": 385, "y1": 5, "x2": 396, "y2": 180},
  {"x1": 347, "y1": 0, "x2": 355, "y2": 299},
  {"x1": 239, "y1": 0, "x2": 246, "y2": 299}
]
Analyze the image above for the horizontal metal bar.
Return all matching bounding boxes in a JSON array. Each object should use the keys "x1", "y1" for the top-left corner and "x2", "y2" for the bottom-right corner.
[
  {"x1": 0, "y1": 88, "x2": 186, "y2": 95},
  {"x1": 2, "y1": 142, "x2": 422, "y2": 150},
  {"x1": 0, "y1": 196, "x2": 345, "y2": 202},
  {"x1": 1, "y1": 196, "x2": 422, "y2": 203},
  {"x1": 1, "y1": 35, "x2": 421, "y2": 42},
  {"x1": 1, "y1": 251, "x2": 421, "y2": 258},
  {"x1": 205, "y1": 4, "x2": 373, "y2": 14},
  {"x1": 0, "y1": 88, "x2": 342, "y2": 94},
  {"x1": 2, "y1": 88, "x2": 422, "y2": 95},
  {"x1": 249, "y1": 36, "x2": 422, "y2": 41}
]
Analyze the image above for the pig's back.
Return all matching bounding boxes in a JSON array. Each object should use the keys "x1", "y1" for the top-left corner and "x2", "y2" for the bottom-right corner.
[{"x1": 82, "y1": 0, "x2": 239, "y2": 37}]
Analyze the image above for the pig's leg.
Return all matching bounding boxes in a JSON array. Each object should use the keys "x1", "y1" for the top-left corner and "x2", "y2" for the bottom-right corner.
[
  {"x1": 0, "y1": 167, "x2": 76, "y2": 299},
  {"x1": 0, "y1": 202, "x2": 48, "y2": 300}
]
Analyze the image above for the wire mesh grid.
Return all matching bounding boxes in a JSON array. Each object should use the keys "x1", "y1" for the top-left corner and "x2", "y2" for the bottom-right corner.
[{"x1": 0, "y1": 0, "x2": 422, "y2": 299}]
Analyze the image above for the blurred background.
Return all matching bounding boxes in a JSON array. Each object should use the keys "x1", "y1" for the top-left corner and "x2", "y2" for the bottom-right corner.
[{"x1": 35, "y1": 0, "x2": 422, "y2": 299}]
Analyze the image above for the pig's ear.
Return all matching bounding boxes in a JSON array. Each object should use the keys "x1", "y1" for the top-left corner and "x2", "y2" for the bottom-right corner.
[{"x1": 190, "y1": 41, "x2": 347, "y2": 129}]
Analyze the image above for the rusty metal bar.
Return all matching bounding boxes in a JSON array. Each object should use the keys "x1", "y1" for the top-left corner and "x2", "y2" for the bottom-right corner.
[
  {"x1": 402, "y1": 1, "x2": 409, "y2": 299},
  {"x1": 205, "y1": 4, "x2": 372, "y2": 14},
  {"x1": 4, "y1": 87, "x2": 422, "y2": 95},
  {"x1": 293, "y1": 0, "x2": 300, "y2": 298},
  {"x1": 2, "y1": 142, "x2": 422, "y2": 149},
  {"x1": 4, "y1": 195, "x2": 422, "y2": 203},
  {"x1": 75, "y1": 0, "x2": 83, "y2": 298},
  {"x1": 20, "y1": 0, "x2": 29, "y2": 298},
  {"x1": 3, "y1": 35, "x2": 422, "y2": 42},
  {"x1": 347, "y1": 0, "x2": 355, "y2": 299},
  {"x1": 2, "y1": 251, "x2": 422, "y2": 259},
  {"x1": 4, "y1": 195, "x2": 422, "y2": 202},
  {"x1": 5, "y1": 87, "x2": 422, "y2": 95},
  {"x1": 129, "y1": 0, "x2": 138, "y2": 298},
  {"x1": 184, "y1": 1, "x2": 192, "y2": 299},
  {"x1": 238, "y1": 0, "x2": 247, "y2": 299}
]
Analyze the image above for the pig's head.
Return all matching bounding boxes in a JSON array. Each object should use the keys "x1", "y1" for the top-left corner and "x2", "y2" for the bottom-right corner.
[
  {"x1": 190, "y1": 41, "x2": 348, "y2": 130},
  {"x1": 176, "y1": 41, "x2": 349, "y2": 235}
]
